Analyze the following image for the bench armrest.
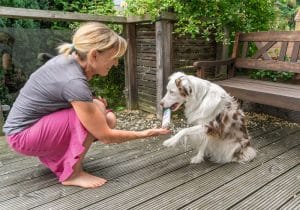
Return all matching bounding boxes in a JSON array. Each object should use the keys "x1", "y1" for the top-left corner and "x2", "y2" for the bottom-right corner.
[{"x1": 193, "y1": 58, "x2": 235, "y2": 68}]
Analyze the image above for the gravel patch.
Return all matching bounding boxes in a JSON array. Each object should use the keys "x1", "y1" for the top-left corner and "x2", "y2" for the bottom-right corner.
[
  {"x1": 115, "y1": 110, "x2": 188, "y2": 133},
  {"x1": 115, "y1": 110, "x2": 300, "y2": 132}
]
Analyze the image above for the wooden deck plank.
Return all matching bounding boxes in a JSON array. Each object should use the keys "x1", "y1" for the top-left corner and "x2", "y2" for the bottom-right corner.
[
  {"x1": 128, "y1": 131, "x2": 300, "y2": 210},
  {"x1": 0, "y1": 124, "x2": 278, "y2": 188},
  {"x1": 77, "y1": 127, "x2": 298, "y2": 210},
  {"x1": 34, "y1": 128, "x2": 299, "y2": 210},
  {"x1": 0, "y1": 122, "x2": 298, "y2": 210},
  {"x1": 230, "y1": 164, "x2": 300, "y2": 209},
  {"x1": 0, "y1": 126, "x2": 281, "y2": 209},
  {"x1": 181, "y1": 147, "x2": 300, "y2": 209},
  {"x1": 1, "y1": 149, "x2": 193, "y2": 209},
  {"x1": 81, "y1": 130, "x2": 300, "y2": 209},
  {"x1": 0, "y1": 135, "x2": 170, "y2": 187},
  {"x1": 0, "y1": 136, "x2": 180, "y2": 200},
  {"x1": 279, "y1": 192, "x2": 300, "y2": 210}
]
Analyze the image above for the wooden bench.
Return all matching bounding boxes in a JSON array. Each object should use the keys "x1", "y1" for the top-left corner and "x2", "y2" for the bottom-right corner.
[{"x1": 193, "y1": 31, "x2": 300, "y2": 111}]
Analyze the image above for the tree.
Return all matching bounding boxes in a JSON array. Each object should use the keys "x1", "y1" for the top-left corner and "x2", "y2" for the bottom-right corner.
[{"x1": 124, "y1": 0, "x2": 288, "y2": 43}]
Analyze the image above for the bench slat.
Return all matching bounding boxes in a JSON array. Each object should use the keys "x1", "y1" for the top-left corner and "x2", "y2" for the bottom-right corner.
[
  {"x1": 235, "y1": 58, "x2": 300, "y2": 74},
  {"x1": 291, "y1": 41, "x2": 300, "y2": 62},
  {"x1": 239, "y1": 31, "x2": 300, "y2": 42},
  {"x1": 217, "y1": 79, "x2": 300, "y2": 98},
  {"x1": 279, "y1": 42, "x2": 288, "y2": 61},
  {"x1": 241, "y1": 42, "x2": 248, "y2": 58},
  {"x1": 229, "y1": 77, "x2": 300, "y2": 90},
  {"x1": 216, "y1": 78, "x2": 300, "y2": 111}
]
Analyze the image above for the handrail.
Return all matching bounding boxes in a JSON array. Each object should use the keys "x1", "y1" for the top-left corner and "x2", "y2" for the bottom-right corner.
[{"x1": 0, "y1": 6, "x2": 177, "y2": 24}]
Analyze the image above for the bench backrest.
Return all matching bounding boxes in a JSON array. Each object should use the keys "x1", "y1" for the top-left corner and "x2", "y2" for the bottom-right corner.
[{"x1": 232, "y1": 31, "x2": 300, "y2": 75}]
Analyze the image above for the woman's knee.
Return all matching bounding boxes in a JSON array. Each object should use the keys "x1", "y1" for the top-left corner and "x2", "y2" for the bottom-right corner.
[
  {"x1": 106, "y1": 112, "x2": 116, "y2": 128},
  {"x1": 93, "y1": 99, "x2": 116, "y2": 128},
  {"x1": 93, "y1": 99, "x2": 106, "y2": 112}
]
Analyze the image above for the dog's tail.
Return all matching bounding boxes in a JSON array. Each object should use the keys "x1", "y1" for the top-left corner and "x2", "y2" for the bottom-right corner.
[{"x1": 238, "y1": 146, "x2": 257, "y2": 163}]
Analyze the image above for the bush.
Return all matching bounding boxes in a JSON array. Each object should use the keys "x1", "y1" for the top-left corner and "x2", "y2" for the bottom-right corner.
[{"x1": 89, "y1": 58, "x2": 126, "y2": 111}]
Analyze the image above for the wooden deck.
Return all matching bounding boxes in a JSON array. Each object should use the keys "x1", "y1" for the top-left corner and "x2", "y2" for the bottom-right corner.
[{"x1": 0, "y1": 120, "x2": 299, "y2": 210}]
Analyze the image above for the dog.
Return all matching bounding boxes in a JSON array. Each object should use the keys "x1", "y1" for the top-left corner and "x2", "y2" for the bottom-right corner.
[{"x1": 160, "y1": 72, "x2": 256, "y2": 164}]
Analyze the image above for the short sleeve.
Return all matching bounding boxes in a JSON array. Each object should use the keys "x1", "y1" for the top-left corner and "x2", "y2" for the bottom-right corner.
[{"x1": 62, "y1": 79, "x2": 93, "y2": 102}]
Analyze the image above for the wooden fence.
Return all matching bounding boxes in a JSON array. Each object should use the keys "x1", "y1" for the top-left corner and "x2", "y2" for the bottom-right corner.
[{"x1": 0, "y1": 6, "x2": 217, "y2": 118}]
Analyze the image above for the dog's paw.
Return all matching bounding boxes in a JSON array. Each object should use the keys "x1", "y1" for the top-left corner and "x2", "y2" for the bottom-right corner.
[
  {"x1": 190, "y1": 155, "x2": 204, "y2": 164},
  {"x1": 163, "y1": 137, "x2": 178, "y2": 147}
]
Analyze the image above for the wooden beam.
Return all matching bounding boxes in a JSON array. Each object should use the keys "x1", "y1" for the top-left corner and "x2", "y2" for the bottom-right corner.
[
  {"x1": 252, "y1": 41, "x2": 275, "y2": 60},
  {"x1": 0, "y1": 6, "x2": 127, "y2": 23},
  {"x1": 127, "y1": 14, "x2": 153, "y2": 23},
  {"x1": 0, "y1": 6, "x2": 176, "y2": 23},
  {"x1": 156, "y1": 20, "x2": 173, "y2": 118},
  {"x1": 124, "y1": 23, "x2": 138, "y2": 109},
  {"x1": 127, "y1": 12, "x2": 176, "y2": 23},
  {"x1": 193, "y1": 58, "x2": 235, "y2": 68}
]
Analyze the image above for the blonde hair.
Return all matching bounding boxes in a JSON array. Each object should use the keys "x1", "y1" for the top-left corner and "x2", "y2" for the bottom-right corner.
[{"x1": 57, "y1": 22, "x2": 127, "y2": 59}]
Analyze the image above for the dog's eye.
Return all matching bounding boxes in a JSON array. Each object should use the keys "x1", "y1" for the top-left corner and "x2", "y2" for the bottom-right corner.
[{"x1": 169, "y1": 90, "x2": 174, "y2": 94}]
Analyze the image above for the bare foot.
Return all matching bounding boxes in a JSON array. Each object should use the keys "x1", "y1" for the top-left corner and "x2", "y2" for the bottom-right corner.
[{"x1": 62, "y1": 171, "x2": 107, "y2": 188}]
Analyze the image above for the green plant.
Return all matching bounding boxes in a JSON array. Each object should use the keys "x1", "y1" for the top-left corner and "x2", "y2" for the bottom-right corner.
[
  {"x1": 0, "y1": 0, "x2": 43, "y2": 28},
  {"x1": 89, "y1": 58, "x2": 126, "y2": 110},
  {"x1": 0, "y1": 68, "x2": 12, "y2": 105},
  {"x1": 250, "y1": 70, "x2": 294, "y2": 81},
  {"x1": 125, "y1": 0, "x2": 278, "y2": 44},
  {"x1": 274, "y1": 0, "x2": 299, "y2": 30}
]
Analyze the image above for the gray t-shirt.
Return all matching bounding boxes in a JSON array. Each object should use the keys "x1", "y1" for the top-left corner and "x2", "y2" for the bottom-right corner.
[{"x1": 3, "y1": 54, "x2": 93, "y2": 135}]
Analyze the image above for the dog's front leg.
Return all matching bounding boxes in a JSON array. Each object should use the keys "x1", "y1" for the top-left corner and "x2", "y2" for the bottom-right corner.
[
  {"x1": 163, "y1": 125, "x2": 203, "y2": 147},
  {"x1": 190, "y1": 135, "x2": 208, "y2": 164}
]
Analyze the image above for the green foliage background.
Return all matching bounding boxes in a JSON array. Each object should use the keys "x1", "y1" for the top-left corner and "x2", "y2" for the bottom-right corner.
[
  {"x1": 125, "y1": 0, "x2": 276, "y2": 43},
  {"x1": 124, "y1": 0, "x2": 299, "y2": 43}
]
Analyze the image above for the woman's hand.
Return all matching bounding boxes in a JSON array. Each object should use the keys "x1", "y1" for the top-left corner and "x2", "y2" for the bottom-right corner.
[
  {"x1": 142, "y1": 128, "x2": 171, "y2": 137},
  {"x1": 94, "y1": 96, "x2": 108, "y2": 107},
  {"x1": 72, "y1": 101, "x2": 170, "y2": 144}
]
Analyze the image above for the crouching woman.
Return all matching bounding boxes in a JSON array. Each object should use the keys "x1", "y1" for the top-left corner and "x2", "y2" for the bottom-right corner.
[{"x1": 3, "y1": 22, "x2": 170, "y2": 188}]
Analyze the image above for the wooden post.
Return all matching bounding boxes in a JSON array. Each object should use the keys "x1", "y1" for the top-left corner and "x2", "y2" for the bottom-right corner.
[
  {"x1": 124, "y1": 23, "x2": 138, "y2": 109},
  {"x1": 295, "y1": 9, "x2": 300, "y2": 31},
  {"x1": 0, "y1": 103, "x2": 4, "y2": 136},
  {"x1": 156, "y1": 19, "x2": 173, "y2": 118},
  {"x1": 294, "y1": 9, "x2": 300, "y2": 80},
  {"x1": 216, "y1": 27, "x2": 229, "y2": 78}
]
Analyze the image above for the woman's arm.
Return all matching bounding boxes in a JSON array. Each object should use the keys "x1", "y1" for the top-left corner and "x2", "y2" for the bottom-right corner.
[{"x1": 71, "y1": 101, "x2": 170, "y2": 144}]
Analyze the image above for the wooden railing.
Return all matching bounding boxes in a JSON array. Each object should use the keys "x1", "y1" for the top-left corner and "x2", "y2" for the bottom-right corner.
[{"x1": 0, "y1": 6, "x2": 180, "y2": 120}]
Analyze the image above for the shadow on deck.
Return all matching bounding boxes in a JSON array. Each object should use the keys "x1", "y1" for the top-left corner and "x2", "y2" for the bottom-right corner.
[{"x1": 0, "y1": 118, "x2": 299, "y2": 210}]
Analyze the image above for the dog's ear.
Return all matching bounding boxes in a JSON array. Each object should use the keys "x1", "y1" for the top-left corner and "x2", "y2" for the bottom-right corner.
[
  {"x1": 175, "y1": 77, "x2": 192, "y2": 97},
  {"x1": 175, "y1": 78, "x2": 181, "y2": 87}
]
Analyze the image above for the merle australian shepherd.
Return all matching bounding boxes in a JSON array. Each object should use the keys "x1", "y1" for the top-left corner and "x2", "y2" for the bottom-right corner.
[{"x1": 160, "y1": 72, "x2": 256, "y2": 164}]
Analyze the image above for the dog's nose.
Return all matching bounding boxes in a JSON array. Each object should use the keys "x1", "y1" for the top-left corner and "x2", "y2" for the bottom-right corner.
[{"x1": 160, "y1": 101, "x2": 164, "y2": 107}]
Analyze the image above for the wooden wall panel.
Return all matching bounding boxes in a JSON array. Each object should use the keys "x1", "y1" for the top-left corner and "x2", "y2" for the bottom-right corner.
[
  {"x1": 136, "y1": 23, "x2": 157, "y2": 113},
  {"x1": 136, "y1": 24, "x2": 217, "y2": 114}
]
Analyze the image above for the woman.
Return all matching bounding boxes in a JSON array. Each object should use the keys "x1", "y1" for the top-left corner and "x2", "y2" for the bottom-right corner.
[{"x1": 3, "y1": 22, "x2": 170, "y2": 188}]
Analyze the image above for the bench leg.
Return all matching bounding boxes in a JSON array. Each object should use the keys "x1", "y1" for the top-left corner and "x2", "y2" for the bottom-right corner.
[{"x1": 0, "y1": 106, "x2": 4, "y2": 136}]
